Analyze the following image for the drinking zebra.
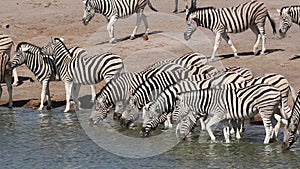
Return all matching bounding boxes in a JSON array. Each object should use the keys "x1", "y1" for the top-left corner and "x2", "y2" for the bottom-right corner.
[
  {"x1": 175, "y1": 84, "x2": 282, "y2": 144},
  {"x1": 184, "y1": 1, "x2": 276, "y2": 60},
  {"x1": 41, "y1": 38, "x2": 124, "y2": 112},
  {"x1": 142, "y1": 70, "x2": 251, "y2": 136},
  {"x1": 82, "y1": 0, "x2": 158, "y2": 43},
  {"x1": 89, "y1": 52, "x2": 210, "y2": 124},
  {"x1": 11, "y1": 42, "x2": 97, "y2": 110},
  {"x1": 282, "y1": 90, "x2": 300, "y2": 150},
  {"x1": 277, "y1": 6, "x2": 300, "y2": 37},
  {"x1": 0, "y1": 52, "x2": 13, "y2": 107},
  {"x1": 0, "y1": 34, "x2": 19, "y2": 86}
]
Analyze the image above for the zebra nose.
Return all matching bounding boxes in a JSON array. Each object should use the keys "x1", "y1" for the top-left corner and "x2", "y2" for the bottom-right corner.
[{"x1": 184, "y1": 33, "x2": 190, "y2": 40}]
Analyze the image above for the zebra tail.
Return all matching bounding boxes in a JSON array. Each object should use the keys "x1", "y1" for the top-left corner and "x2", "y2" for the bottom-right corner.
[
  {"x1": 267, "y1": 12, "x2": 276, "y2": 35},
  {"x1": 147, "y1": 0, "x2": 158, "y2": 12}
]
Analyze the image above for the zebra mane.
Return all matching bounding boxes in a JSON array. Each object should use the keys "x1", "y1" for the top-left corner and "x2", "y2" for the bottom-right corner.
[
  {"x1": 16, "y1": 42, "x2": 41, "y2": 52},
  {"x1": 186, "y1": 7, "x2": 216, "y2": 20},
  {"x1": 53, "y1": 37, "x2": 72, "y2": 56},
  {"x1": 280, "y1": 5, "x2": 299, "y2": 14}
]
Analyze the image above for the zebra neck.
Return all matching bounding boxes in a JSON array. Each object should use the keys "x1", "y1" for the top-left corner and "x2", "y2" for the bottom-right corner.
[{"x1": 195, "y1": 9, "x2": 217, "y2": 30}]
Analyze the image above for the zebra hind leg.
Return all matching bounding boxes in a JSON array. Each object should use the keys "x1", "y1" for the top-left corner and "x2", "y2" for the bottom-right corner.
[
  {"x1": 221, "y1": 33, "x2": 238, "y2": 58},
  {"x1": 4, "y1": 73, "x2": 13, "y2": 108}
]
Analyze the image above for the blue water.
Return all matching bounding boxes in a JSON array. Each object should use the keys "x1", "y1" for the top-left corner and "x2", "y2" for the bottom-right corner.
[{"x1": 0, "y1": 107, "x2": 300, "y2": 169}]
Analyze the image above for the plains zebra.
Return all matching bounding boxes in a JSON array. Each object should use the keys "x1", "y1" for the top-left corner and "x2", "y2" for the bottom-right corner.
[
  {"x1": 89, "y1": 72, "x2": 144, "y2": 124},
  {"x1": 175, "y1": 84, "x2": 282, "y2": 144},
  {"x1": 184, "y1": 1, "x2": 276, "y2": 60},
  {"x1": 0, "y1": 52, "x2": 13, "y2": 107},
  {"x1": 173, "y1": 0, "x2": 196, "y2": 13},
  {"x1": 0, "y1": 34, "x2": 19, "y2": 86},
  {"x1": 89, "y1": 53, "x2": 209, "y2": 125},
  {"x1": 82, "y1": 0, "x2": 158, "y2": 43},
  {"x1": 282, "y1": 90, "x2": 300, "y2": 150},
  {"x1": 11, "y1": 42, "x2": 97, "y2": 110},
  {"x1": 277, "y1": 6, "x2": 300, "y2": 37},
  {"x1": 142, "y1": 71, "x2": 250, "y2": 136},
  {"x1": 41, "y1": 38, "x2": 124, "y2": 112}
]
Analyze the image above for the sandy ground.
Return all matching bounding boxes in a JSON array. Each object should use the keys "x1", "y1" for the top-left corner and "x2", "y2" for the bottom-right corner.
[{"x1": 0, "y1": 0, "x2": 299, "y2": 115}]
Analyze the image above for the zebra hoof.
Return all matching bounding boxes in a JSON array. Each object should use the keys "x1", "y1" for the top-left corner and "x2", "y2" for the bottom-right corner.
[
  {"x1": 143, "y1": 34, "x2": 149, "y2": 41},
  {"x1": 130, "y1": 36, "x2": 135, "y2": 40}
]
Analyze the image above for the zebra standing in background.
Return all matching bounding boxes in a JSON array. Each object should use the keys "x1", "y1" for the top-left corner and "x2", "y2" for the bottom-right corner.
[
  {"x1": 184, "y1": 1, "x2": 276, "y2": 60},
  {"x1": 277, "y1": 6, "x2": 300, "y2": 37},
  {"x1": 282, "y1": 90, "x2": 300, "y2": 150},
  {"x1": 82, "y1": 0, "x2": 158, "y2": 43},
  {"x1": 11, "y1": 42, "x2": 98, "y2": 110},
  {"x1": 0, "y1": 34, "x2": 19, "y2": 86},
  {"x1": 175, "y1": 84, "x2": 283, "y2": 144},
  {"x1": 0, "y1": 52, "x2": 13, "y2": 107},
  {"x1": 42, "y1": 38, "x2": 124, "y2": 112}
]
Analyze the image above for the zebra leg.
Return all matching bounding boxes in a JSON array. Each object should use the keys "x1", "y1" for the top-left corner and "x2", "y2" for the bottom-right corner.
[
  {"x1": 211, "y1": 32, "x2": 222, "y2": 60},
  {"x1": 141, "y1": 13, "x2": 150, "y2": 41},
  {"x1": 250, "y1": 26, "x2": 260, "y2": 55},
  {"x1": 130, "y1": 12, "x2": 143, "y2": 40},
  {"x1": 221, "y1": 33, "x2": 238, "y2": 58},
  {"x1": 4, "y1": 73, "x2": 13, "y2": 108},
  {"x1": 12, "y1": 68, "x2": 19, "y2": 86},
  {"x1": 72, "y1": 83, "x2": 81, "y2": 110},
  {"x1": 90, "y1": 85, "x2": 96, "y2": 103},
  {"x1": 173, "y1": 0, "x2": 179, "y2": 13},
  {"x1": 64, "y1": 81, "x2": 73, "y2": 112},
  {"x1": 38, "y1": 80, "x2": 48, "y2": 110},
  {"x1": 261, "y1": 117, "x2": 274, "y2": 144},
  {"x1": 223, "y1": 127, "x2": 231, "y2": 143},
  {"x1": 45, "y1": 80, "x2": 52, "y2": 110},
  {"x1": 107, "y1": 16, "x2": 117, "y2": 43}
]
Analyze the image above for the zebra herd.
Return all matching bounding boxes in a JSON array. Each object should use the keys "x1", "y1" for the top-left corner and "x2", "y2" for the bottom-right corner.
[{"x1": 0, "y1": 0, "x2": 299, "y2": 150}]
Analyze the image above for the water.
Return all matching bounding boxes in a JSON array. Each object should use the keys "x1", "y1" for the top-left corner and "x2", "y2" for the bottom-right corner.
[{"x1": 1, "y1": 107, "x2": 300, "y2": 169}]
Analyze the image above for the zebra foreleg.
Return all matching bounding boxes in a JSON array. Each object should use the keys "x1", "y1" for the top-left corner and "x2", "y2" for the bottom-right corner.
[
  {"x1": 141, "y1": 13, "x2": 150, "y2": 41},
  {"x1": 12, "y1": 68, "x2": 19, "y2": 86},
  {"x1": 107, "y1": 16, "x2": 117, "y2": 43},
  {"x1": 72, "y1": 83, "x2": 81, "y2": 111},
  {"x1": 64, "y1": 81, "x2": 73, "y2": 112},
  {"x1": 173, "y1": 0, "x2": 179, "y2": 13},
  {"x1": 130, "y1": 12, "x2": 144, "y2": 40},
  {"x1": 39, "y1": 81, "x2": 49, "y2": 110},
  {"x1": 211, "y1": 33, "x2": 222, "y2": 60},
  {"x1": 90, "y1": 85, "x2": 96, "y2": 102},
  {"x1": 221, "y1": 33, "x2": 238, "y2": 58},
  {"x1": 261, "y1": 117, "x2": 274, "y2": 144}
]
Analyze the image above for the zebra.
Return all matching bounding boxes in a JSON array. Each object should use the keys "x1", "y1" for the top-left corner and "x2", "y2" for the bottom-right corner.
[
  {"x1": 175, "y1": 83, "x2": 283, "y2": 144},
  {"x1": 89, "y1": 52, "x2": 209, "y2": 124},
  {"x1": 0, "y1": 52, "x2": 13, "y2": 107},
  {"x1": 282, "y1": 90, "x2": 300, "y2": 150},
  {"x1": 173, "y1": 0, "x2": 197, "y2": 13},
  {"x1": 142, "y1": 71, "x2": 251, "y2": 136},
  {"x1": 0, "y1": 34, "x2": 19, "y2": 86},
  {"x1": 82, "y1": 0, "x2": 158, "y2": 43},
  {"x1": 41, "y1": 37, "x2": 124, "y2": 112},
  {"x1": 277, "y1": 6, "x2": 300, "y2": 38},
  {"x1": 11, "y1": 42, "x2": 97, "y2": 110},
  {"x1": 184, "y1": 1, "x2": 276, "y2": 60}
]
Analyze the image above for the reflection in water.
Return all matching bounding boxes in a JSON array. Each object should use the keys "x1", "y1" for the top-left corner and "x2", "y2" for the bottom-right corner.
[{"x1": 0, "y1": 108, "x2": 299, "y2": 168}]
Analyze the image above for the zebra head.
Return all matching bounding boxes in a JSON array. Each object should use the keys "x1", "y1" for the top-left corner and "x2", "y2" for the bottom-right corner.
[
  {"x1": 184, "y1": 13, "x2": 198, "y2": 40},
  {"x1": 11, "y1": 43, "x2": 33, "y2": 69},
  {"x1": 282, "y1": 91, "x2": 300, "y2": 150},
  {"x1": 277, "y1": 7, "x2": 293, "y2": 38},
  {"x1": 89, "y1": 95, "x2": 111, "y2": 124},
  {"x1": 82, "y1": 0, "x2": 95, "y2": 25},
  {"x1": 142, "y1": 102, "x2": 159, "y2": 128}
]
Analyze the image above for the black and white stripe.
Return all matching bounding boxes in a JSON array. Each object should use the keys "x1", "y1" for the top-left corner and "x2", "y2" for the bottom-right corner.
[
  {"x1": 42, "y1": 38, "x2": 124, "y2": 112},
  {"x1": 142, "y1": 71, "x2": 250, "y2": 136},
  {"x1": 282, "y1": 90, "x2": 300, "y2": 150},
  {"x1": 0, "y1": 52, "x2": 13, "y2": 107},
  {"x1": 175, "y1": 84, "x2": 282, "y2": 144},
  {"x1": 184, "y1": 1, "x2": 276, "y2": 59},
  {"x1": 278, "y1": 6, "x2": 300, "y2": 37},
  {"x1": 173, "y1": 0, "x2": 196, "y2": 13},
  {"x1": 82, "y1": 0, "x2": 158, "y2": 43},
  {"x1": 0, "y1": 34, "x2": 18, "y2": 86}
]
